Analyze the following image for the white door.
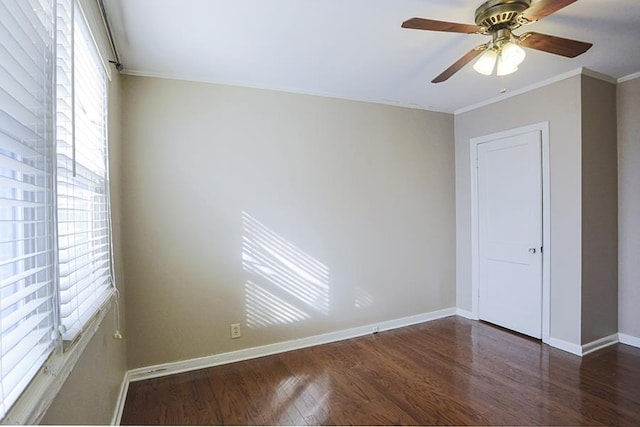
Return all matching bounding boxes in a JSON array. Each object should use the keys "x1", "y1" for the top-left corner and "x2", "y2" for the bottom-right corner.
[{"x1": 477, "y1": 130, "x2": 542, "y2": 338}]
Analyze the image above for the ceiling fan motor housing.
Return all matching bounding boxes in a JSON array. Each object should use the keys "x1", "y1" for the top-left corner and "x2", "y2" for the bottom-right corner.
[{"x1": 475, "y1": 0, "x2": 531, "y2": 30}]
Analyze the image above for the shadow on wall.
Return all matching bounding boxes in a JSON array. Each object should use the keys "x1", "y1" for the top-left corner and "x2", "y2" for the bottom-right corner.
[{"x1": 241, "y1": 211, "x2": 330, "y2": 329}]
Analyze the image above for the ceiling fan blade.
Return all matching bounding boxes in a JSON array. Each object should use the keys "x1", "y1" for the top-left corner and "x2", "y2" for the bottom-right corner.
[
  {"x1": 432, "y1": 45, "x2": 487, "y2": 83},
  {"x1": 519, "y1": 32, "x2": 592, "y2": 58},
  {"x1": 402, "y1": 18, "x2": 482, "y2": 34},
  {"x1": 523, "y1": 0, "x2": 578, "y2": 22}
]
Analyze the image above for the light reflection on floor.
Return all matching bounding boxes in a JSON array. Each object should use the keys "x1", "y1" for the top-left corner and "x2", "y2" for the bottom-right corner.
[{"x1": 269, "y1": 372, "x2": 330, "y2": 424}]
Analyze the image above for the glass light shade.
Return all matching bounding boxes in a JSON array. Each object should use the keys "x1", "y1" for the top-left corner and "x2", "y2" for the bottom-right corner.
[
  {"x1": 473, "y1": 49, "x2": 498, "y2": 75},
  {"x1": 496, "y1": 53, "x2": 519, "y2": 76},
  {"x1": 501, "y1": 41, "x2": 526, "y2": 67}
]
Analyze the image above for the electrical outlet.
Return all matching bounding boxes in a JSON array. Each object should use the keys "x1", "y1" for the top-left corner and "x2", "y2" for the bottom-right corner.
[{"x1": 231, "y1": 323, "x2": 241, "y2": 339}]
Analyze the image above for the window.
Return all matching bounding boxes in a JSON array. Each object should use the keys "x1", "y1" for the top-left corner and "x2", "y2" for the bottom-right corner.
[
  {"x1": 0, "y1": 0, "x2": 113, "y2": 419},
  {"x1": 56, "y1": 0, "x2": 112, "y2": 341},
  {"x1": 0, "y1": 0, "x2": 57, "y2": 418}
]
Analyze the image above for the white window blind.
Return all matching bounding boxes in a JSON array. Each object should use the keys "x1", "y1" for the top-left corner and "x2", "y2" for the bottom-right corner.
[
  {"x1": 0, "y1": 0, "x2": 56, "y2": 419},
  {"x1": 56, "y1": 0, "x2": 112, "y2": 340}
]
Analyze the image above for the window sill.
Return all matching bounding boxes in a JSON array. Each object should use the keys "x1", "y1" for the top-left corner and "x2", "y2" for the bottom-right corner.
[{"x1": 2, "y1": 290, "x2": 117, "y2": 425}]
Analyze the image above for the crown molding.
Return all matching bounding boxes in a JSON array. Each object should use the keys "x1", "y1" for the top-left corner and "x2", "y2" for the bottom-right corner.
[
  {"x1": 454, "y1": 67, "x2": 617, "y2": 115},
  {"x1": 455, "y1": 68, "x2": 582, "y2": 115},
  {"x1": 121, "y1": 69, "x2": 450, "y2": 114},
  {"x1": 122, "y1": 66, "x2": 625, "y2": 116},
  {"x1": 618, "y1": 72, "x2": 640, "y2": 83},
  {"x1": 581, "y1": 68, "x2": 617, "y2": 84}
]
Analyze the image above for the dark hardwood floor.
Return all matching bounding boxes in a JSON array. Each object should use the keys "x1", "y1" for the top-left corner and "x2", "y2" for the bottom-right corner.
[{"x1": 121, "y1": 316, "x2": 640, "y2": 425}]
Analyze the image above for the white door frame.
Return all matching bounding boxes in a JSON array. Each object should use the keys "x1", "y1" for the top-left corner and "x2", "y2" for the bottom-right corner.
[{"x1": 470, "y1": 122, "x2": 551, "y2": 344}]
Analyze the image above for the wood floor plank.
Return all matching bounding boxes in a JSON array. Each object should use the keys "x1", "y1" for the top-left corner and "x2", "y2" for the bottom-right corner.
[
  {"x1": 383, "y1": 324, "x2": 584, "y2": 424},
  {"x1": 121, "y1": 317, "x2": 640, "y2": 426},
  {"x1": 354, "y1": 334, "x2": 515, "y2": 424},
  {"x1": 311, "y1": 343, "x2": 421, "y2": 425},
  {"x1": 389, "y1": 321, "x2": 625, "y2": 425},
  {"x1": 282, "y1": 343, "x2": 419, "y2": 425},
  {"x1": 235, "y1": 357, "x2": 306, "y2": 425}
]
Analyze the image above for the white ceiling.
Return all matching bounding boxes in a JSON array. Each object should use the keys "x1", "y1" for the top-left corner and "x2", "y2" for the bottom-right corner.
[{"x1": 104, "y1": 0, "x2": 640, "y2": 113}]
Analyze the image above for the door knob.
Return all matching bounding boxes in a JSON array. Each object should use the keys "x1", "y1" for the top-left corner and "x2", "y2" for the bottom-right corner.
[{"x1": 528, "y1": 248, "x2": 537, "y2": 254}]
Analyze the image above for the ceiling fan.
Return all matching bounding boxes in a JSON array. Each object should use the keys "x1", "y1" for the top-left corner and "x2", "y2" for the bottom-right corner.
[{"x1": 402, "y1": 0, "x2": 593, "y2": 83}]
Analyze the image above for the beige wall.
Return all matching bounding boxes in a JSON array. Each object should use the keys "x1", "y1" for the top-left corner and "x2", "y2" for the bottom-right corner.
[
  {"x1": 40, "y1": 308, "x2": 126, "y2": 425},
  {"x1": 455, "y1": 76, "x2": 583, "y2": 344},
  {"x1": 618, "y1": 77, "x2": 640, "y2": 339},
  {"x1": 580, "y1": 76, "x2": 618, "y2": 343},
  {"x1": 121, "y1": 76, "x2": 456, "y2": 369},
  {"x1": 40, "y1": 0, "x2": 127, "y2": 423}
]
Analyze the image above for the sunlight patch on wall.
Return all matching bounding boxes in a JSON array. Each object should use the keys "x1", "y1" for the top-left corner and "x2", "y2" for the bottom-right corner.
[
  {"x1": 242, "y1": 212, "x2": 330, "y2": 329},
  {"x1": 244, "y1": 281, "x2": 310, "y2": 328},
  {"x1": 355, "y1": 286, "x2": 373, "y2": 309}
]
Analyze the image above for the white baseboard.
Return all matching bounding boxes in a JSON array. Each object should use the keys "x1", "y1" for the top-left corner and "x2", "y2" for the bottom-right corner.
[
  {"x1": 128, "y1": 307, "x2": 456, "y2": 382},
  {"x1": 548, "y1": 337, "x2": 583, "y2": 356},
  {"x1": 618, "y1": 333, "x2": 640, "y2": 348},
  {"x1": 549, "y1": 333, "x2": 620, "y2": 357},
  {"x1": 111, "y1": 372, "x2": 130, "y2": 425},
  {"x1": 582, "y1": 333, "x2": 619, "y2": 356},
  {"x1": 455, "y1": 308, "x2": 477, "y2": 320}
]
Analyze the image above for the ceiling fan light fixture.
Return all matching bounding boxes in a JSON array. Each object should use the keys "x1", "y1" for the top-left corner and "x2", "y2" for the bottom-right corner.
[
  {"x1": 501, "y1": 41, "x2": 526, "y2": 67},
  {"x1": 473, "y1": 48, "x2": 498, "y2": 75},
  {"x1": 496, "y1": 53, "x2": 519, "y2": 76}
]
